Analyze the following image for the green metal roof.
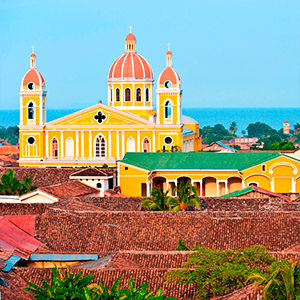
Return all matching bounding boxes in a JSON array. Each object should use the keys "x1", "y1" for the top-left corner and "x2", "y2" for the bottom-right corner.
[
  {"x1": 220, "y1": 186, "x2": 253, "y2": 198},
  {"x1": 120, "y1": 152, "x2": 282, "y2": 171}
]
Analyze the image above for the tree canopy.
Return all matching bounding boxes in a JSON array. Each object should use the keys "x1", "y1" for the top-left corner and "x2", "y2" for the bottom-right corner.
[{"x1": 0, "y1": 126, "x2": 19, "y2": 145}]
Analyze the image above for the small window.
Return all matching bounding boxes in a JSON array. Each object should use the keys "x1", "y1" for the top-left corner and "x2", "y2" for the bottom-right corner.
[
  {"x1": 145, "y1": 88, "x2": 149, "y2": 102},
  {"x1": 262, "y1": 165, "x2": 266, "y2": 172},
  {"x1": 136, "y1": 88, "x2": 141, "y2": 102},
  {"x1": 164, "y1": 81, "x2": 172, "y2": 88},
  {"x1": 125, "y1": 167, "x2": 128, "y2": 170},
  {"x1": 96, "y1": 182, "x2": 102, "y2": 188},
  {"x1": 141, "y1": 183, "x2": 147, "y2": 197},
  {"x1": 86, "y1": 179, "x2": 88, "y2": 181},
  {"x1": 164, "y1": 136, "x2": 172, "y2": 145},
  {"x1": 116, "y1": 88, "x2": 120, "y2": 102},
  {"x1": 27, "y1": 136, "x2": 35, "y2": 144},
  {"x1": 164, "y1": 101, "x2": 172, "y2": 119},
  {"x1": 125, "y1": 88, "x2": 131, "y2": 102},
  {"x1": 27, "y1": 82, "x2": 35, "y2": 90}
]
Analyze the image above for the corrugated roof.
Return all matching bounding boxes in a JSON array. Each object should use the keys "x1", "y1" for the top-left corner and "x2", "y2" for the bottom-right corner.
[{"x1": 120, "y1": 152, "x2": 282, "y2": 171}]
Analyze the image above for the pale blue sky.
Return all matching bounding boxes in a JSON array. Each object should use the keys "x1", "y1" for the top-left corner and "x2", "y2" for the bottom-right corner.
[{"x1": 0, "y1": 0, "x2": 299, "y2": 110}]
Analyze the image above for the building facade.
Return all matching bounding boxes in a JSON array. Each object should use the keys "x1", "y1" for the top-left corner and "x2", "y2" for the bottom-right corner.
[{"x1": 18, "y1": 31, "x2": 201, "y2": 167}]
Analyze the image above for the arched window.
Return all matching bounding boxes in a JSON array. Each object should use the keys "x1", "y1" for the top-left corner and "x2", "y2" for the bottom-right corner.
[
  {"x1": 136, "y1": 88, "x2": 141, "y2": 102},
  {"x1": 52, "y1": 138, "x2": 58, "y2": 158},
  {"x1": 66, "y1": 137, "x2": 74, "y2": 157},
  {"x1": 95, "y1": 135, "x2": 106, "y2": 157},
  {"x1": 116, "y1": 88, "x2": 120, "y2": 102},
  {"x1": 164, "y1": 101, "x2": 172, "y2": 119},
  {"x1": 28, "y1": 102, "x2": 34, "y2": 120},
  {"x1": 127, "y1": 137, "x2": 135, "y2": 152},
  {"x1": 145, "y1": 88, "x2": 149, "y2": 102},
  {"x1": 143, "y1": 138, "x2": 150, "y2": 152},
  {"x1": 96, "y1": 182, "x2": 102, "y2": 188},
  {"x1": 125, "y1": 88, "x2": 131, "y2": 102}
]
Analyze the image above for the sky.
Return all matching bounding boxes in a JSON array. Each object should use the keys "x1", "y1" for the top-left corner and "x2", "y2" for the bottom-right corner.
[{"x1": 0, "y1": 0, "x2": 299, "y2": 110}]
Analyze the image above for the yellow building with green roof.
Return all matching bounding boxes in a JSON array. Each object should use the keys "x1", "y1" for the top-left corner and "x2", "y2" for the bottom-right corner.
[{"x1": 118, "y1": 152, "x2": 300, "y2": 197}]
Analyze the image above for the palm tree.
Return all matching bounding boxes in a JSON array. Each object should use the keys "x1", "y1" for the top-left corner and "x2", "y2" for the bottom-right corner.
[
  {"x1": 229, "y1": 121, "x2": 238, "y2": 135},
  {"x1": 172, "y1": 181, "x2": 200, "y2": 211},
  {"x1": 248, "y1": 259, "x2": 300, "y2": 300},
  {"x1": 141, "y1": 186, "x2": 177, "y2": 211}
]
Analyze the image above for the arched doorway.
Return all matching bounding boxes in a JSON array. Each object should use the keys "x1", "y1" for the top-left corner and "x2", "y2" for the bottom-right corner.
[
  {"x1": 228, "y1": 177, "x2": 243, "y2": 193},
  {"x1": 52, "y1": 138, "x2": 58, "y2": 158},
  {"x1": 66, "y1": 137, "x2": 74, "y2": 157},
  {"x1": 127, "y1": 137, "x2": 135, "y2": 152},
  {"x1": 202, "y1": 177, "x2": 217, "y2": 197},
  {"x1": 153, "y1": 177, "x2": 167, "y2": 192},
  {"x1": 177, "y1": 176, "x2": 191, "y2": 188},
  {"x1": 143, "y1": 137, "x2": 150, "y2": 152}
]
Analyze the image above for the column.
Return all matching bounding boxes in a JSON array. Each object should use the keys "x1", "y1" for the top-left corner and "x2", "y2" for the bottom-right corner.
[
  {"x1": 109, "y1": 131, "x2": 112, "y2": 157},
  {"x1": 76, "y1": 131, "x2": 79, "y2": 157},
  {"x1": 270, "y1": 180, "x2": 274, "y2": 192},
  {"x1": 200, "y1": 180, "x2": 203, "y2": 197},
  {"x1": 156, "y1": 93, "x2": 160, "y2": 124},
  {"x1": 166, "y1": 180, "x2": 169, "y2": 193},
  {"x1": 39, "y1": 95, "x2": 43, "y2": 125},
  {"x1": 132, "y1": 84, "x2": 135, "y2": 106},
  {"x1": 122, "y1": 131, "x2": 125, "y2": 156},
  {"x1": 89, "y1": 131, "x2": 92, "y2": 157},
  {"x1": 143, "y1": 84, "x2": 146, "y2": 105},
  {"x1": 292, "y1": 179, "x2": 296, "y2": 193},
  {"x1": 60, "y1": 131, "x2": 64, "y2": 157},
  {"x1": 45, "y1": 131, "x2": 49, "y2": 157},
  {"x1": 19, "y1": 96, "x2": 23, "y2": 125},
  {"x1": 152, "y1": 131, "x2": 156, "y2": 152},
  {"x1": 225, "y1": 179, "x2": 228, "y2": 195},
  {"x1": 116, "y1": 131, "x2": 120, "y2": 157},
  {"x1": 147, "y1": 180, "x2": 151, "y2": 197},
  {"x1": 216, "y1": 180, "x2": 219, "y2": 197},
  {"x1": 137, "y1": 131, "x2": 140, "y2": 152},
  {"x1": 121, "y1": 84, "x2": 124, "y2": 106},
  {"x1": 81, "y1": 131, "x2": 84, "y2": 157},
  {"x1": 107, "y1": 85, "x2": 110, "y2": 104}
]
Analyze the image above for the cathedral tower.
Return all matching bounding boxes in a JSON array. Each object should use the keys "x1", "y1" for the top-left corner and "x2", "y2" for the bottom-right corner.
[
  {"x1": 107, "y1": 29, "x2": 155, "y2": 121},
  {"x1": 156, "y1": 46, "x2": 182, "y2": 125}
]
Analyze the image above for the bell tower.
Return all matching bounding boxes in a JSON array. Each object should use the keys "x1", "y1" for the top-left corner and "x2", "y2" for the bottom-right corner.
[{"x1": 156, "y1": 44, "x2": 182, "y2": 125}]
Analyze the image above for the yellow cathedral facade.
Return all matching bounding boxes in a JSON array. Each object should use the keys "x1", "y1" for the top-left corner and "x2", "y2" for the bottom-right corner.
[{"x1": 18, "y1": 31, "x2": 201, "y2": 167}]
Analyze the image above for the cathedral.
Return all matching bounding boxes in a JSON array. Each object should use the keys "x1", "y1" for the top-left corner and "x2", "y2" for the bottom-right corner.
[{"x1": 18, "y1": 30, "x2": 201, "y2": 167}]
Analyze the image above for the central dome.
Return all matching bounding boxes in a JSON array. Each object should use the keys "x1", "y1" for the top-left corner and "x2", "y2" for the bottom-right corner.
[{"x1": 108, "y1": 32, "x2": 153, "y2": 80}]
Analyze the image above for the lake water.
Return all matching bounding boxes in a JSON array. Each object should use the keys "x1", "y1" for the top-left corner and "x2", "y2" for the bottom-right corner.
[{"x1": 1, "y1": 108, "x2": 299, "y2": 135}]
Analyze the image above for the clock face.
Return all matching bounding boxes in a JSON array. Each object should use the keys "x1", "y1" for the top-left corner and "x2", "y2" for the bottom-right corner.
[{"x1": 28, "y1": 82, "x2": 35, "y2": 90}]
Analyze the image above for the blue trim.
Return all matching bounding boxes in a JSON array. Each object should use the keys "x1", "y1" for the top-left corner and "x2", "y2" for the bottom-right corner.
[
  {"x1": 2, "y1": 255, "x2": 21, "y2": 272},
  {"x1": 216, "y1": 141, "x2": 237, "y2": 152},
  {"x1": 28, "y1": 254, "x2": 98, "y2": 261}
]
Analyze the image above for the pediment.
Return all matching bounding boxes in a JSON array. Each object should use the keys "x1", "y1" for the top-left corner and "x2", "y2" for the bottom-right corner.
[{"x1": 46, "y1": 103, "x2": 154, "y2": 126}]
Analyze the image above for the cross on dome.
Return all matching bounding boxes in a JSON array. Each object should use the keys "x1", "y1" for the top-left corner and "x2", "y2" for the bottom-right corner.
[
  {"x1": 167, "y1": 42, "x2": 171, "y2": 51},
  {"x1": 129, "y1": 25, "x2": 132, "y2": 33},
  {"x1": 32, "y1": 45, "x2": 35, "y2": 53}
]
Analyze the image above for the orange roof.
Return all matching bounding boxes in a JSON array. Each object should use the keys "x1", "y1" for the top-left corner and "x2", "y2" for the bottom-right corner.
[
  {"x1": 158, "y1": 66, "x2": 180, "y2": 85},
  {"x1": 125, "y1": 32, "x2": 136, "y2": 41},
  {"x1": 0, "y1": 145, "x2": 19, "y2": 155},
  {"x1": 108, "y1": 53, "x2": 153, "y2": 79},
  {"x1": 30, "y1": 53, "x2": 36, "y2": 58},
  {"x1": 166, "y1": 50, "x2": 172, "y2": 55},
  {"x1": 21, "y1": 69, "x2": 45, "y2": 87},
  {"x1": 283, "y1": 120, "x2": 290, "y2": 123}
]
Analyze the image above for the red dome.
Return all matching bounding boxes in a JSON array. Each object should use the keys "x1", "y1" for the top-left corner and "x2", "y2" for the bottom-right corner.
[
  {"x1": 158, "y1": 67, "x2": 180, "y2": 85},
  {"x1": 125, "y1": 33, "x2": 136, "y2": 42},
  {"x1": 166, "y1": 50, "x2": 172, "y2": 55},
  {"x1": 108, "y1": 53, "x2": 153, "y2": 79},
  {"x1": 21, "y1": 68, "x2": 45, "y2": 87},
  {"x1": 30, "y1": 53, "x2": 36, "y2": 58}
]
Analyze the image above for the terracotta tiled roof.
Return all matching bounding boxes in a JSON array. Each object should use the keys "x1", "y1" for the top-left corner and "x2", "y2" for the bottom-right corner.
[
  {"x1": 0, "y1": 168, "x2": 75, "y2": 188},
  {"x1": 35, "y1": 181, "x2": 100, "y2": 201},
  {"x1": 70, "y1": 167, "x2": 115, "y2": 178},
  {"x1": 17, "y1": 268, "x2": 195, "y2": 299},
  {"x1": 0, "y1": 146, "x2": 19, "y2": 155}
]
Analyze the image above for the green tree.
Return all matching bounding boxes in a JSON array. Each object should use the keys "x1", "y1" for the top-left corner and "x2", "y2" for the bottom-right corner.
[
  {"x1": 141, "y1": 187, "x2": 177, "y2": 211},
  {"x1": 248, "y1": 259, "x2": 300, "y2": 300},
  {"x1": 233, "y1": 144, "x2": 241, "y2": 150},
  {"x1": 0, "y1": 126, "x2": 19, "y2": 145},
  {"x1": 172, "y1": 182, "x2": 200, "y2": 211},
  {"x1": 262, "y1": 135, "x2": 282, "y2": 150},
  {"x1": 294, "y1": 123, "x2": 300, "y2": 136},
  {"x1": 247, "y1": 122, "x2": 277, "y2": 139},
  {"x1": 0, "y1": 169, "x2": 36, "y2": 195},
  {"x1": 229, "y1": 122, "x2": 237, "y2": 135},
  {"x1": 166, "y1": 246, "x2": 275, "y2": 300},
  {"x1": 25, "y1": 265, "x2": 95, "y2": 299}
]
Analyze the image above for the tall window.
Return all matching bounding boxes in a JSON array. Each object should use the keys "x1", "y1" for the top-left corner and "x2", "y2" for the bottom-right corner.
[
  {"x1": 136, "y1": 88, "x2": 141, "y2": 102},
  {"x1": 125, "y1": 88, "x2": 131, "y2": 102},
  {"x1": 143, "y1": 138, "x2": 150, "y2": 152},
  {"x1": 52, "y1": 138, "x2": 58, "y2": 158},
  {"x1": 28, "y1": 102, "x2": 34, "y2": 120},
  {"x1": 127, "y1": 137, "x2": 135, "y2": 152},
  {"x1": 145, "y1": 88, "x2": 149, "y2": 102},
  {"x1": 110, "y1": 89, "x2": 113, "y2": 102},
  {"x1": 95, "y1": 135, "x2": 106, "y2": 157},
  {"x1": 66, "y1": 137, "x2": 74, "y2": 157},
  {"x1": 116, "y1": 88, "x2": 120, "y2": 102},
  {"x1": 164, "y1": 101, "x2": 172, "y2": 118}
]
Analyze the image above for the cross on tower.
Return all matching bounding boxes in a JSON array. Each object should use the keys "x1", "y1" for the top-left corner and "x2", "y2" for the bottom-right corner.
[
  {"x1": 167, "y1": 42, "x2": 171, "y2": 51},
  {"x1": 94, "y1": 111, "x2": 107, "y2": 124},
  {"x1": 32, "y1": 45, "x2": 35, "y2": 53},
  {"x1": 129, "y1": 25, "x2": 132, "y2": 33}
]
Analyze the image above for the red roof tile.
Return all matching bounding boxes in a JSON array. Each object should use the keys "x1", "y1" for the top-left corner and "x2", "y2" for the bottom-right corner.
[{"x1": 70, "y1": 167, "x2": 115, "y2": 178}]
